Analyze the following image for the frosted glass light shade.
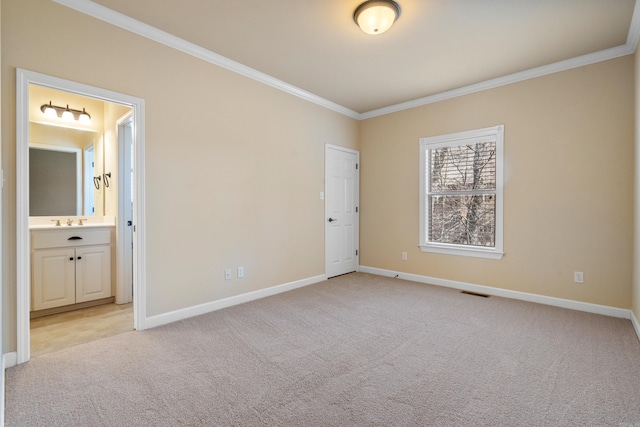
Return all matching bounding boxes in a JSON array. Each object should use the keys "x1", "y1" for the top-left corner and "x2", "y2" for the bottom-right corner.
[
  {"x1": 62, "y1": 106, "x2": 74, "y2": 121},
  {"x1": 79, "y1": 108, "x2": 91, "y2": 124},
  {"x1": 41, "y1": 101, "x2": 57, "y2": 118},
  {"x1": 354, "y1": 0, "x2": 401, "y2": 35},
  {"x1": 43, "y1": 106, "x2": 57, "y2": 118}
]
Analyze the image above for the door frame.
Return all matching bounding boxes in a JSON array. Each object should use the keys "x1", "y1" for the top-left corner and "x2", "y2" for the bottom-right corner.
[
  {"x1": 324, "y1": 144, "x2": 360, "y2": 277},
  {"x1": 16, "y1": 68, "x2": 147, "y2": 364}
]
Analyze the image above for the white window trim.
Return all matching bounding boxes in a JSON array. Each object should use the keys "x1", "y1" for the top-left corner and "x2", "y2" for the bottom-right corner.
[{"x1": 419, "y1": 125, "x2": 504, "y2": 260}]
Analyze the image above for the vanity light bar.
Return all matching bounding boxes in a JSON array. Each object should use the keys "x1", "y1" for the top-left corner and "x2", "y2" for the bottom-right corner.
[{"x1": 40, "y1": 101, "x2": 91, "y2": 123}]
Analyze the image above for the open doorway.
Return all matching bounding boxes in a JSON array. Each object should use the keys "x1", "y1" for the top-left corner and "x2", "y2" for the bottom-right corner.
[{"x1": 16, "y1": 69, "x2": 147, "y2": 363}]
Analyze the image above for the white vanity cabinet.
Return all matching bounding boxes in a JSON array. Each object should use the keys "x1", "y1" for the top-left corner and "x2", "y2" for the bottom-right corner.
[{"x1": 31, "y1": 227, "x2": 112, "y2": 312}]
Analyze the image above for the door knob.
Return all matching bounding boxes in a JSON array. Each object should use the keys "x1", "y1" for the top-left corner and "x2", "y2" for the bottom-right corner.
[{"x1": 328, "y1": 218, "x2": 337, "y2": 222}]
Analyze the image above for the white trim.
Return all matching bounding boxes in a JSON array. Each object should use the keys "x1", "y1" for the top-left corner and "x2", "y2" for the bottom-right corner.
[
  {"x1": 0, "y1": 354, "x2": 5, "y2": 427},
  {"x1": 145, "y1": 275, "x2": 326, "y2": 329},
  {"x1": 627, "y1": 0, "x2": 640, "y2": 51},
  {"x1": 632, "y1": 311, "x2": 640, "y2": 342},
  {"x1": 53, "y1": 1, "x2": 640, "y2": 121},
  {"x1": 0, "y1": 353, "x2": 15, "y2": 427},
  {"x1": 52, "y1": 0, "x2": 360, "y2": 120},
  {"x1": 360, "y1": 45, "x2": 634, "y2": 119},
  {"x1": 2, "y1": 353, "x2": 16, "y2": 370},
  {"x1": 419, "y1": 125, "x2": 504, "y2": 260},
  {"x1": 360, "y1": 266, "x2": 632, "y2": 319},
  {"x1": 419, "y1": 244, "x2": 505, "y2": 260},
  {"x1": 16, "y1": 69, "x2": 147, "y2": 364}
]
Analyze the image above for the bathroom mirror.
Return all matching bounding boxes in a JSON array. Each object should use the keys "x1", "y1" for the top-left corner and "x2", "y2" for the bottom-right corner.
[{"x1": 29, "y1": 122, "x2": 104, "y2": 217}]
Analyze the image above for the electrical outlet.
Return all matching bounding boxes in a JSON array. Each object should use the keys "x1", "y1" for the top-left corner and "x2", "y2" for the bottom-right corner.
[
  {"x1": 237, "y1": 266, "x2": 244, "y2": 278},
  {"x1": 574, "y1": 271, "x2": 584, "y2": 284},
  {"x1": 225, "y1": 268, "x2": 232, "y2": 280},
  {"x1": 402, "y1": 252, "x2": 408, "y2": 261}
]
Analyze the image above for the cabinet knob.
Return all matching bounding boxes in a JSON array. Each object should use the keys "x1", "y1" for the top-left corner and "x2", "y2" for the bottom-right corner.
[
  {"x1": 77, "y1": 256, "x2": 82, "y2": 260},
  {"x1": 69, "y1": 257, "x2": 74, "y2": 261}
]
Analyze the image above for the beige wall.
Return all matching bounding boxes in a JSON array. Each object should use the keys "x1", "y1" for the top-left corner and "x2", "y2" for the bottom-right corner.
[
  {"x1": 360, "y1": 56, "x2": 634, "y2": 309},
  {"x1": 1, "y1": 0, "x2": 358, "y2": 350},
  {"x1": 2, "y1": 0, "x2": 635, "y2": 354},
  {"x1": 634, "y1": 48, "x2": 640, "y2": 322},
  {"x1": 29, "y1": 122, "x2": 95, "y2": 150}
]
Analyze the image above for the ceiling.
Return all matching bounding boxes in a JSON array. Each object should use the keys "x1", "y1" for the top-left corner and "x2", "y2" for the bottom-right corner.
[{"x1": 80, "y1": 0, "x2": 637, "y2": 116}]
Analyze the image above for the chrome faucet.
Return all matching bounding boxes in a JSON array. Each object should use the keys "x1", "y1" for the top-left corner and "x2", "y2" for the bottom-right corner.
[
  {"x1": 78, "y1": 218, "x2": 87, "y2": 226},
  {"x1": 66, "y1": 218, "x2": 74, "y2": 226},
  {"x1": 50, "y1": 219, "x2": 61, "y2": 226}
]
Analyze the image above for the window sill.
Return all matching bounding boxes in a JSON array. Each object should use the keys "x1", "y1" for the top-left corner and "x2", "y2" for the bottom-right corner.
[{"x1": 419, "y1": 244, "x2": 504, "y2": 260}]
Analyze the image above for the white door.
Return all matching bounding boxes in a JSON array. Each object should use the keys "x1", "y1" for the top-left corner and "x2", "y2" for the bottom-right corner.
[
  {"x1": 325, "y1": 145, "x2": 359, "y2": 278},
  {"x1": 122, "y1": 118, "x2": 134, "y2": 299},
  {"x1": 116, "y1": 115, "x2": 134, "y2": 304}
]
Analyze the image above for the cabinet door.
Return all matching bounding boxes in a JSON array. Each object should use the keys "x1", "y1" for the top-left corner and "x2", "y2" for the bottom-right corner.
[
  {"x1": 32, "y1": 248, "x2": 76, "y2": 311},
  {"x1": 75, "y1": 245, "x2": 112, "y2": 303}
]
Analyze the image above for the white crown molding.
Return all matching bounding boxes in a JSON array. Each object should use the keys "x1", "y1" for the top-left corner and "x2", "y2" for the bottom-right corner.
[
  {"x1": 52, "y1": 0, "x2": 360, "y2": 120},
  {"x1": 360, "y1": 266, "x2": 632, "y2": 320},
  {"x1": 360, "y1": 44, "x2": 634, "y2": 119},
  {"x1": 627, "y1": 0, "x2": 640, "y2": 51},
  {"x1": 54, "y1": 0, "x2": 640, "y2": 121}
]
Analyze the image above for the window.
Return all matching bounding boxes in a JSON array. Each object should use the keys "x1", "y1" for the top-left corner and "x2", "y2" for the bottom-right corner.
[{"x1": 419, "y1": 125, "x2": 504, "y2": 259}]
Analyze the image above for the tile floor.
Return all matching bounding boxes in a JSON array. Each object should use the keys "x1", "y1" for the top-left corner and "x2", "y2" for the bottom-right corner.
[{"x1": 30, "y1": 303, "x2": 134, "y2": 357}]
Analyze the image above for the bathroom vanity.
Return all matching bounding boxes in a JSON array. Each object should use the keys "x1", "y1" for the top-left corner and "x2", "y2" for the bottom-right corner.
[{"x1": 30, "y1": 224, "x2": 114, "y2": 315}]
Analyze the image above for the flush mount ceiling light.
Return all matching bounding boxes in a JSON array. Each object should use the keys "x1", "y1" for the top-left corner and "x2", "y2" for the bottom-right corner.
[
  {"x1": 40, "y1": 101, "x2": 91, "y2": 123},
  {"x1": 354, "y1": 0, "x2": 401, "y2": 35}
]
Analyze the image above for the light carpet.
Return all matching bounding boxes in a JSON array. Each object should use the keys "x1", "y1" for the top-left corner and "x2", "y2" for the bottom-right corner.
[{"x1": 6, "y1": 273, "x2": 640, "y2": 426}]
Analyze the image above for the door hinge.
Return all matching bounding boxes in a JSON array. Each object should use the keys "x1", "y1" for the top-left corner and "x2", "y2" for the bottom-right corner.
[
  {"x1": 355, "y1": 163, "x2": 359, "y2": 170},
  {"x1": 356, "y1": 249, "x2": 358, "y2": 256},
  {"x1": 356, "y1": 206, "x2": 358, "y2": 213}
]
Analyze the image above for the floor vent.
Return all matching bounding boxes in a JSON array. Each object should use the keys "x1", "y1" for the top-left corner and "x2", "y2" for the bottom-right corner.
[{"x1": 460, "y1": 290, "x2": 490, "y2": 298}]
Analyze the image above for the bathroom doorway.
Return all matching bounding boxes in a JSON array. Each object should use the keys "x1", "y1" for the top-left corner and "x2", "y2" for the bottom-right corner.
[{"x1": 16, "y1": 69, "x2": 147, "y2": 363}]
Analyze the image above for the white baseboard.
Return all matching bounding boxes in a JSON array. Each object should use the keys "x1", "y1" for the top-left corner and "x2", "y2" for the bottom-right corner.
[
  {"x1": 632, "y1": 311, "x2": 640, "y2": 342},
  {"x1": 1, "y1": 352, "x2": 17, "y2": 427},
  {"x1": 145, "y1": 274, "x2": 327, "y2": 329},
  {"x1": 2, "y1": 353, "x2": 16, "y2": 370},
  {"x1": 1, "y1": 353, "x2": 5, "y2": 427},
  {"x1": 360, "y1": 266, "x2": 631, "y2": 319}
]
